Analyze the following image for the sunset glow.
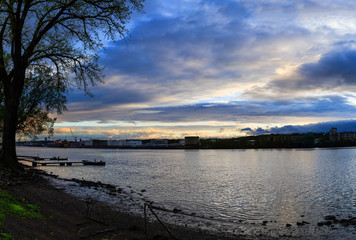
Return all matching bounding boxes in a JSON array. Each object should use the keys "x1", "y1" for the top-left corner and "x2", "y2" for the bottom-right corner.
[{"x1": 49, "y1": 0, "x2": 356, "y2": 140}]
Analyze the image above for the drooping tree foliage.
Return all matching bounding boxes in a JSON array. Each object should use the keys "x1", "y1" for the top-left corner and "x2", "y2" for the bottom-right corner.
[
  {"x1": 0, "y1": 66, "x2": 67, "y2": 139},
  {"x1": 0, "y1": 0, "x2": 144, "y2": 169},
  {"x1": 18, "y1": 66, "x2": 67, "y2": 137}
]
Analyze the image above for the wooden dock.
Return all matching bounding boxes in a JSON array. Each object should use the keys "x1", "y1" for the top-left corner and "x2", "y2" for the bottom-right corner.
[
  {"x1": 18, "y1": 156, "x2": 105, "y2": 167},
  {"x1": 17, "y1": 155, "x2": 68, "y2": 161}
]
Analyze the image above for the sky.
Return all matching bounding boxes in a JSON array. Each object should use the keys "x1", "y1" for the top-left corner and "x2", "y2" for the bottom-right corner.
[{"x1": 50, "y1": 0, "x2": 356, "y2": 140}]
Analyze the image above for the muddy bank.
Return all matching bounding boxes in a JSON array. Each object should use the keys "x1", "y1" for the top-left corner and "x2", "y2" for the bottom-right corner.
[
  {"x1": 1, "y1": 169, "x2": 356, "y2": 239},
  {"x1": 0, "y1": 169, "x2": 260, "y2": 239}
]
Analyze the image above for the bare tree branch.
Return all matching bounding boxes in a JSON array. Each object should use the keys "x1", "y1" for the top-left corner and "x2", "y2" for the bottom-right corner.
[{"x1": 0, "y1": 0, "x2": 144, "y2": 169}]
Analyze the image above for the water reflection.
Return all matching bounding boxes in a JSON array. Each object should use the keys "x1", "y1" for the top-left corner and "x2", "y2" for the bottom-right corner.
[{"x1": 17, "y1": 146, "x2": 356, "y2": 226}]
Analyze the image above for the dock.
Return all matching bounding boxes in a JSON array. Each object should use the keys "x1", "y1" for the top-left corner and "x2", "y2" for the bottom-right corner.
[
  {"x1": 17, "y1": 155, "x2": 68, "y2": 161},
  {"x1": 18, "y1": 156, "x2": 105, "y2": 167}
]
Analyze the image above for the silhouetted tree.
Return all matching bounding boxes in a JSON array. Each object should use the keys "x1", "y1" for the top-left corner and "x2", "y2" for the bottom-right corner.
[
  {"x1": 0, "y1": 66, "x2": 67, "y2": 139},
  {"x1": 0, "y1": 0, "x2": 144, "y2": 170}
]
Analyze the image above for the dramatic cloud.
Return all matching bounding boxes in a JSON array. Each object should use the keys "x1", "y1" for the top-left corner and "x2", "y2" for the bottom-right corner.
[
  {"x1": 96, "y1": 0, "x2": 334, "y2": 107},
  {"x1": 98, "y1": 0, "x2": 255, "y2": 104},
  {"x1": 241, "y1": 119, "x2": 356, "y2": 135},
  {"x1": 253, "y1": 48, "x2": 356, "y2": 95},
  {"x1": 67, "y1": 86, "x2": 152, "y2": 111},
  {"x1": 298, "y1": 48, "x2": 356, "y2": 87},
  {"x1": 49, "y1": 0, "x2": 356, "y2": 139},
  {"x1": 58, "y1": 95, "x2": 356, "y2": 124}
]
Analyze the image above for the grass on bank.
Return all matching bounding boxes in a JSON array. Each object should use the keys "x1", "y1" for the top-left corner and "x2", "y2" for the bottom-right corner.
[{"x1": 0, "y1": 188, "x2": 44, "y2": 239}]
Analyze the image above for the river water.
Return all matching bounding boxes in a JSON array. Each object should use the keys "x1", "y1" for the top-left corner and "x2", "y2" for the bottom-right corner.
[{"x1": 16, "y1": 146, "x2": 356, "y2": 238}]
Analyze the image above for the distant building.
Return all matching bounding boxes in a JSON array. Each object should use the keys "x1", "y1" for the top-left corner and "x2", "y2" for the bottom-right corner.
[
  {"x1": 85, "y1": 139, "x2": 108, "y2": 148},
  {"x1": 118, "y1": 140, "x2": 128, "y2": 146},
  {"x1": 329, "y1": 128, "x2": 337, "y2": 134},
  {"x1": 69, "y1": 141, "x2": 81, "y2": 148},
  {"x1": 107, "y1": 140, "x2": 120, "y2": 147},
  {"x1": 328, "y1": 128, "x2": 356, "y2": 142},
  {"x1": 329, "y1": 128, "x2": 338, "y2": 141},
  {"x1": 127, "y1": 140, "x2": 143, "y2": 147},
  {"x1": 84, "y1": 140, "x2": 93, "y2": 147},
  {"x1": 340, "y1": 132, "x2": 356, "y2": 140},
  {"x1": 149, "y1": 139, "x2": 168, "y2": 147},
  {"x1": 185, "y1": 136, "x2": 200, "y2": 146},
  {"x1": 168, "y1": 139, "x2": 183, "y2": 147}
]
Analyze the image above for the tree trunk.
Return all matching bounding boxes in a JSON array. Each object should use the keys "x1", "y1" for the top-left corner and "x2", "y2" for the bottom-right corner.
[
  {"x1": 0, "y1": 78, "x2": 24, "y2": 170},
  {"x1": 0, "y1": 97, "x2": 22, "y2": 170}
]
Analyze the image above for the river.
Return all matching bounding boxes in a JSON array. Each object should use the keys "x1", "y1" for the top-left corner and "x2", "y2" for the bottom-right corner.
[{"x1": 16, "y1": 146, "x2": 356, "y2": 238}]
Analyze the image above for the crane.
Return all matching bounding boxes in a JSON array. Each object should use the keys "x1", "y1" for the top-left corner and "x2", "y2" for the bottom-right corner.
[{"x1": 70, "y1": 128, "x2": 77, "y2": 142}]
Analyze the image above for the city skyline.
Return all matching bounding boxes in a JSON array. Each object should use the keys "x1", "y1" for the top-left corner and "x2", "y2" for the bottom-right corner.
[{"x1": 50, "y1": 0, "x2": 356, "y2": 140}]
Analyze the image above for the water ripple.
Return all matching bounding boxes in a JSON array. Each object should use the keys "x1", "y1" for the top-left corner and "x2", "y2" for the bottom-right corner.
[{"x1": 17, "y1": 147, "x2": 356, "y2": 232}]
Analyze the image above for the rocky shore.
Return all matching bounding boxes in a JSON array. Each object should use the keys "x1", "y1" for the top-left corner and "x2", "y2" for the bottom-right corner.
[
  {"x1": 0, "y1": 168, "x2": 261, "y2": 240},
  {"x1": 1, "y1": 168, "x2": 356, "y2": 239}
]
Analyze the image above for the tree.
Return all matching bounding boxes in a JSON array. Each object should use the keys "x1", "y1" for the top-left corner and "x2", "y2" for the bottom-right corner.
[
  {"x1": 0, "y1": 0, "x2": 144, "y2": 170},
  {"x1": 0, "y1": 66, "x2": 67, "y2": 139}
]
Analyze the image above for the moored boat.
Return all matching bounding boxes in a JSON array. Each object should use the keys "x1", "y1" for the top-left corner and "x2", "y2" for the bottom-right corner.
[
  {"x1": 82, "y1": 160, "x2": 106, "y2": 166},
  {"x1": 50, "y1": 156, "x2": 68, "y2": 161}
]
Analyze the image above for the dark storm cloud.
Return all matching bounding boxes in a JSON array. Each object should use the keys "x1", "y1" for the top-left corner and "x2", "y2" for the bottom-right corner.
[
  {"x1": 261, "y1": 47, "x2": 356, "y2": 93},
  {"x1": 241, "y1": 119, "x2": 356, "y2": 135},
  {"x1": 298, "y1": 48, "x2": 356, "y2": 86},
  {"x1": 67, "y1": 85, "x2": 152, "y2": 111}
]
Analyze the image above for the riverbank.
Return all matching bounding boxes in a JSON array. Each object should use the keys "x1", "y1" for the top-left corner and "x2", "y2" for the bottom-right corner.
[
  {"x1": 12, "y1": 146, "x2": 356, "y2": 239},
  {"x1": 2, "y1": 167, "x2": 356, "y2": 239},
  {"x1": 0, "y1": 168, "x2": 268, "y2": 240}
]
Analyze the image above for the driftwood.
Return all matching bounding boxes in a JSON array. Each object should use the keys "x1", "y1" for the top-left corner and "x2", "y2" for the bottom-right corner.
[
  {"x1": 85, "y1": 216, "x2": 109, "y2": 226},
  {"x1": 79, "y1": 227, "x2": 121, "y2": 239},
  {"x1": 144, "y1": 202, "x2": 176, "y2": 239}
]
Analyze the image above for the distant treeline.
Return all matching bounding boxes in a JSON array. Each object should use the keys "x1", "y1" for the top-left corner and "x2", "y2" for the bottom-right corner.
[
  {"x1": 198, "y1": 133, "x2": 356, "y2": 149},
  {"x1": 18, "y1": 132, "x2": 356, "y2": 149}
]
